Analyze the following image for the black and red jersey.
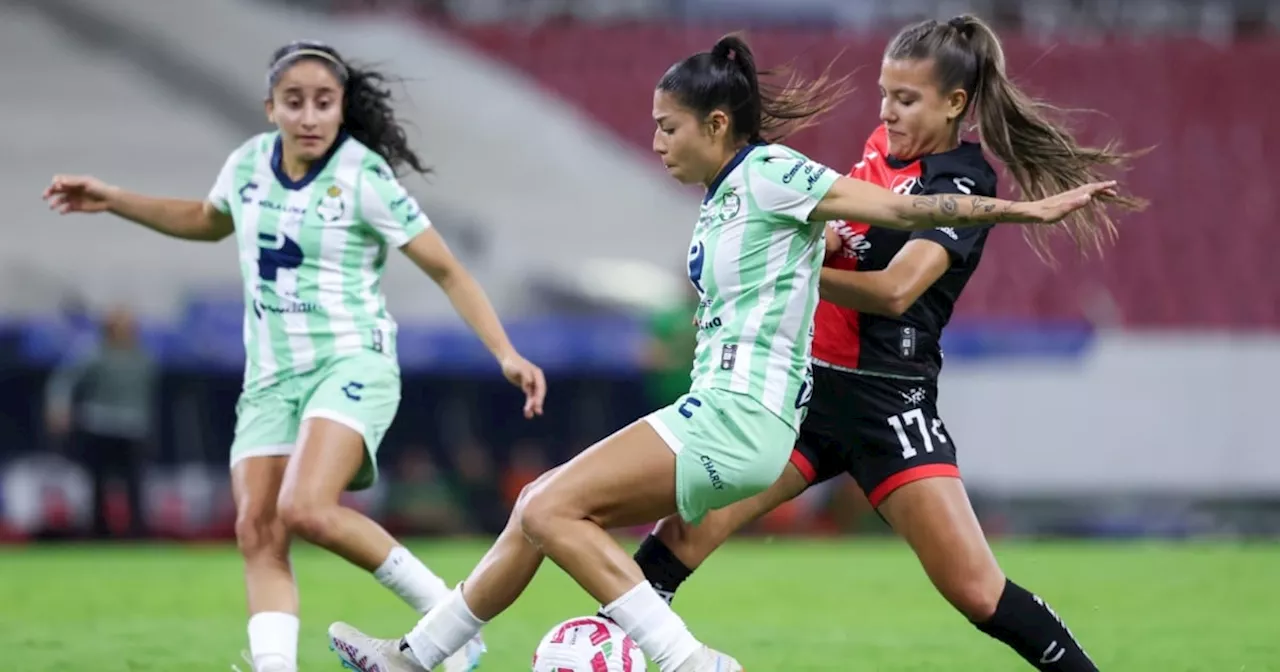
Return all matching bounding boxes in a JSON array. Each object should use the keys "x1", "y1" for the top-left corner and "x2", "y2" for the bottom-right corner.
[{"x1": 812, "y1": 126, "x2": 998, "y2": 380}]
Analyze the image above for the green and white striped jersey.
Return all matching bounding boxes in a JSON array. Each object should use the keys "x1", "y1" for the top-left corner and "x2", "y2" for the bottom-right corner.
[
  {"x1": 207, "y1": 132, "x2": 429, "y2": 392},
  {"x1": 687, "y1": 143, "x2": 839, "y2": 430}
]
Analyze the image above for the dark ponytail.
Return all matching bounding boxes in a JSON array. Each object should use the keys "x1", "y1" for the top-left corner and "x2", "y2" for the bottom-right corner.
[
  {"x1": 658, "y1": 33, "x2": 851, "y2": 144},
  {"x1": 887, "y1": 16, "x2": 1147, "y2": 259},
  {"x1": 267, "y1": 41, "x2": 429, "y2": 177}
]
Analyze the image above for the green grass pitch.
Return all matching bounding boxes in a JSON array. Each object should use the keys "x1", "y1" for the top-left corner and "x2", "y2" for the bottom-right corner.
[{"x1": 1, "y1": 538, "x2": 1276, "y2": 670}]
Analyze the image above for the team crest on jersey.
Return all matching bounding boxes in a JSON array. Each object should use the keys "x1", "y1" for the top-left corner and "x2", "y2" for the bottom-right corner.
[
  {"x1": 317, "y1": 185, "x2": 345, "y2": 222},
  {"x1": 890, "y1": 175, "x2": 919, "y2": 195},
  {"x1": 718, "y1": 189, "x2": 741, "y2": 221}
]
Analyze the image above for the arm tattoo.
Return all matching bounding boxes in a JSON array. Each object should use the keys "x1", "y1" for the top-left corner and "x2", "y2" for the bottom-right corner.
[{"x1": 911, "y1": 194, "x2": 1011, "y2": 224}]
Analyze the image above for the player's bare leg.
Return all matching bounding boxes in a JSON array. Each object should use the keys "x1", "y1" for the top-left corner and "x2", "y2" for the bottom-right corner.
[
  {"x1": 880, "y1": 477, "x2": 1098, "y2": 671},
  {"x1": 518, "y1": 422, "x2": 740, "y2": 672},
  {"x1": 281, "y1": 417, "x2": 482, "y2": 671},
  {"x1": 233, "y1": 456, "x2": 298, "y2": 672},
  {"x1": 462, "y1": 468, "x2": 561, "y2": 619},
  {"x1": 328, "y1": 422, "x2": 739, "y2": 672},
  {"x1": 520, "y1": 423, "x2": 680, "y2": 594},
  {"x1": 330, "y1": 469, "x2": 558, "y2": 672},
  {"x1": 276, "y1": 418, "x2": 397, "y2": 569},
  {"x1": 877, "y1": 477, "x2": 1004, "y2": 617}
]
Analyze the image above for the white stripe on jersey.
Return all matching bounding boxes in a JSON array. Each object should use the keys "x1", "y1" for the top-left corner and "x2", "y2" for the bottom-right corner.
[
  {"x1": 730, "y1": 226, "x2": 791, "y2": 399},
  {"x1": 317, "y1": 143, "x2": 366, "y2": 355},
  {"x1": 762, "y1": 243, "x2": 819, "y2": 414}
]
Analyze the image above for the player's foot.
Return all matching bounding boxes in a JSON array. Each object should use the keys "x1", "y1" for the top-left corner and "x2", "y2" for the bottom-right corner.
[
  {"x1": 232, "y1": 650, "x2": 296, "y2": 672},
  {"x1": 440, "y1": 633, "x2": 485, "y2": 672},
  {"x1": 328, "y1": 622, "x2": 426, "y2": 672},
  {"x1": 673, "y1": 646, "x2": 744, "y2": 672}
]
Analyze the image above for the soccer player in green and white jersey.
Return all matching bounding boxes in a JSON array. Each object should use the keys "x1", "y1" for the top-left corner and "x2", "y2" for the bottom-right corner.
[
  {"x1": 42, "y1": 41, "x2": 544, "y2": 672},
  {"x1": 328, "y1": 34, "x2": 1116, "y2": 672}
]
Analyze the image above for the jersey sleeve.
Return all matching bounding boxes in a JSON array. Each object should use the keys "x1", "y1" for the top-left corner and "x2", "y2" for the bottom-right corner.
[
  {"x1": 206, "y1": 147, "x2": 241, "y2": 215},
  {"x1": 747, "y1": 149, "x2": 840, "y2": 224},
  {"x1": 909, "y1": 150, "x2": 999, "y2": 263},
  {"x1": 359, "y1": 160, "x2": 431, "y2": 247}
]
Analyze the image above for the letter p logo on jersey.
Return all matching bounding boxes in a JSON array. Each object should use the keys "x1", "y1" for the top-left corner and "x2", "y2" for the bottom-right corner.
[{"x1": 687, "y1": 241, "x2": 706, "y2": 295}]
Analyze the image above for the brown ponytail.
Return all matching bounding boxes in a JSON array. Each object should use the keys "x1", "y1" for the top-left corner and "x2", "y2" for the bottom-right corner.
[{"x1": 888, "y1": 16, "x2": 1147, "y2": 260}]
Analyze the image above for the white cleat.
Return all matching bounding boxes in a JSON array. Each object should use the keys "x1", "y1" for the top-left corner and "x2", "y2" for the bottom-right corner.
[
  {"x1": 440, "y1": 633, "x2": 486, "y2": 672},
  {"x1": 673, "y1": 646, "x2": 744, "y2": 672},
  {"x1": 231, "y1": 650, "x2": 296, "y2": 672},
  {"x1": 328, "y1": 622, "x2": 426, "y2": 672}
]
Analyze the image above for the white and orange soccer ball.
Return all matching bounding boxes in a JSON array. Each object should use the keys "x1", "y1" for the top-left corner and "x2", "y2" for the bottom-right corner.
[{"x1": 532, "y1": 616, "x2": 647, "y2": 672}]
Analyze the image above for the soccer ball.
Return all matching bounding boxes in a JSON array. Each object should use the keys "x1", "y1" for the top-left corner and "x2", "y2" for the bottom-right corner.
[{"x1": 532, "y1": 616, "x2": 647, "y2": 672}]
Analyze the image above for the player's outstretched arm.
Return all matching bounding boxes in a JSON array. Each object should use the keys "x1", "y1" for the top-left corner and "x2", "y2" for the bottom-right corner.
[
  {"x1": 43, "y1": 175, "x2": 233, "y2": 242},
  {"x1": 402, "y1": 229, "x2": 546, "y2": 418},
  {"x1": 809, "y1": 175, "x2": 1118, "y2": 231}
]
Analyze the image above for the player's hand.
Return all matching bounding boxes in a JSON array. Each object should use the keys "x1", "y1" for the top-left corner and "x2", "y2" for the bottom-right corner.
[
  {"x1": 1014, "y1": 181, "x2": 1118, "y2": 224},
  {"x1": 500, "y1": 352, "x2": 546, "y2": 419},
  {"x1": 824, "y1": 223, "x2": 843, "y2": 260},
  {"x1": 43, "y1": 175, "x2": 117, "y2": 214}
]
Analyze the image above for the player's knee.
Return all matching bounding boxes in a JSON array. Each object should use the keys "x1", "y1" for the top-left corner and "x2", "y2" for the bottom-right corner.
[
  {"x1": 651, "y1": 514, "x2": 691, "y2": 548},
  {"x1": 697, "y1": 508, "x2": 742, "y2": 548},
  {"x1": 657, "y1": 511, "x2": 722, "y2": 560},
  {"x1": 938, "y1": 570, "x2": 1005, "y2": 621},
  {"x1": 512, "y1": 468, "x2": 564, "y2": 539},
  {"x1": 508, "y1": 473, "x2": 544, "y2": 523},
  {"x1": 276, "y1": 498, "x2": 340, "y2": 546},
  {"x1": 234, "y1": 506, "x2": 285, "y2": 559},
  {"x1": 516, "y1": 485, "x2": 557, "y2": 546}
]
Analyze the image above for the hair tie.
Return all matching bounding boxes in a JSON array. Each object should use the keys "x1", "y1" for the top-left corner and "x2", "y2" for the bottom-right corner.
[
  {"x1": 711, "y1": 39, "x2": 739, "y2": 63},
  {"x1": 948, "y1": 17, "x2": 968, "y2": 33}
]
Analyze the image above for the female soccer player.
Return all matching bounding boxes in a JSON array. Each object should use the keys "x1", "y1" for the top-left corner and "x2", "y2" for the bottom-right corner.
[
  {"x1": 327, "y1": 33, "x2": 1116, "y2": 672},
  {"x1": 631, "y1": 15, "x2": 1143, "y2": 672},
  {"x1": 42, "y1": 41, "x2": 546, "y2": 672}
]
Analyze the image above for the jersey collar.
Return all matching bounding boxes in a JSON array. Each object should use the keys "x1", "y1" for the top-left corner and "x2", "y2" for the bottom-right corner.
[
  {"x1": 703, "y1": 141, "x2": 764, "y2": 204},
  {"x1": 271, "y1": 130, "x2": 349, "y2": 191}
]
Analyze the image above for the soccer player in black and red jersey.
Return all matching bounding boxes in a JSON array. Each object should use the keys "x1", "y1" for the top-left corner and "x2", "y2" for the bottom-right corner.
[{"x1": 630, "y1": 15, "x2": 1144, "y2": 672}]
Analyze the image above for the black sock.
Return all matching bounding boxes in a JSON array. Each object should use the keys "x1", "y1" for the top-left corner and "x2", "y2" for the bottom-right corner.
[
  {"x1": 595, "y1": 535, "x2": 693, "y2": 620},
  {"x1": 634, "y1": 535, "x2": 694, "y2": 604},
  {"x1": 974, "y1": 580, "x2": 1098, "y2": 671}
]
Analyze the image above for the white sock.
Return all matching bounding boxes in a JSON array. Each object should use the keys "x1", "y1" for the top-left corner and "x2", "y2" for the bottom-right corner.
[
  {"x1": 601, "y1": 582, "x2": 702, "y2": 672},
  {"x1": 403, "y1": 585, "x2": 487, "y2": 668},
  {"x1": 374, "y1": 546, "x2": 452, "y2": 615},
  {"x1": 247, "y1": 611, "x2": 299, "y2": 670}
]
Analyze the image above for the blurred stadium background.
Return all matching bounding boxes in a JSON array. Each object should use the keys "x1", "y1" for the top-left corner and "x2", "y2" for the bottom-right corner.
[{"x1": 1, "y1": 0, "x2": 1278, "y2": 669}]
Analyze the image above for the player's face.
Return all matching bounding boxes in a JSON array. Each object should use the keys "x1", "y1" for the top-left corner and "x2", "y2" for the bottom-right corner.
[
  {"x1": 878, "y1": 58, "x2": 967, "y2": 160},
  {"x1": 266, "y1": 60, "x2": 345, "y2": 163},
  {"x1": 652, "y1": 89, "x2": 722, "y2": 186}
]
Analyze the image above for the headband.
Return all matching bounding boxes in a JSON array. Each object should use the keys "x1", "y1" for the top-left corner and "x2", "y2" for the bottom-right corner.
[{"x1": 265, "y1": 47, "x2": 349, "y2": 94}]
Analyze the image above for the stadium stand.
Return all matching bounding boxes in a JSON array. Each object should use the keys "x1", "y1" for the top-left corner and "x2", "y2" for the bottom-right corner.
[{"x1": 446, "y1": 22, "x2": 1280, "y2": 327}]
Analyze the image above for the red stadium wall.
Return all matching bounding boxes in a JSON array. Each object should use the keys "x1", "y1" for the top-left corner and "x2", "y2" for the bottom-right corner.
[{"x1": 446, "y1": 23, "x2": 1279, "y2": 329}]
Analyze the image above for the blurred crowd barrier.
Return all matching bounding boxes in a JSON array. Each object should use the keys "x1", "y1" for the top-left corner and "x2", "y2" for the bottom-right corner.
[{"x1": 2, "y1": 307, "x2": 1277, "y2": 542}]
